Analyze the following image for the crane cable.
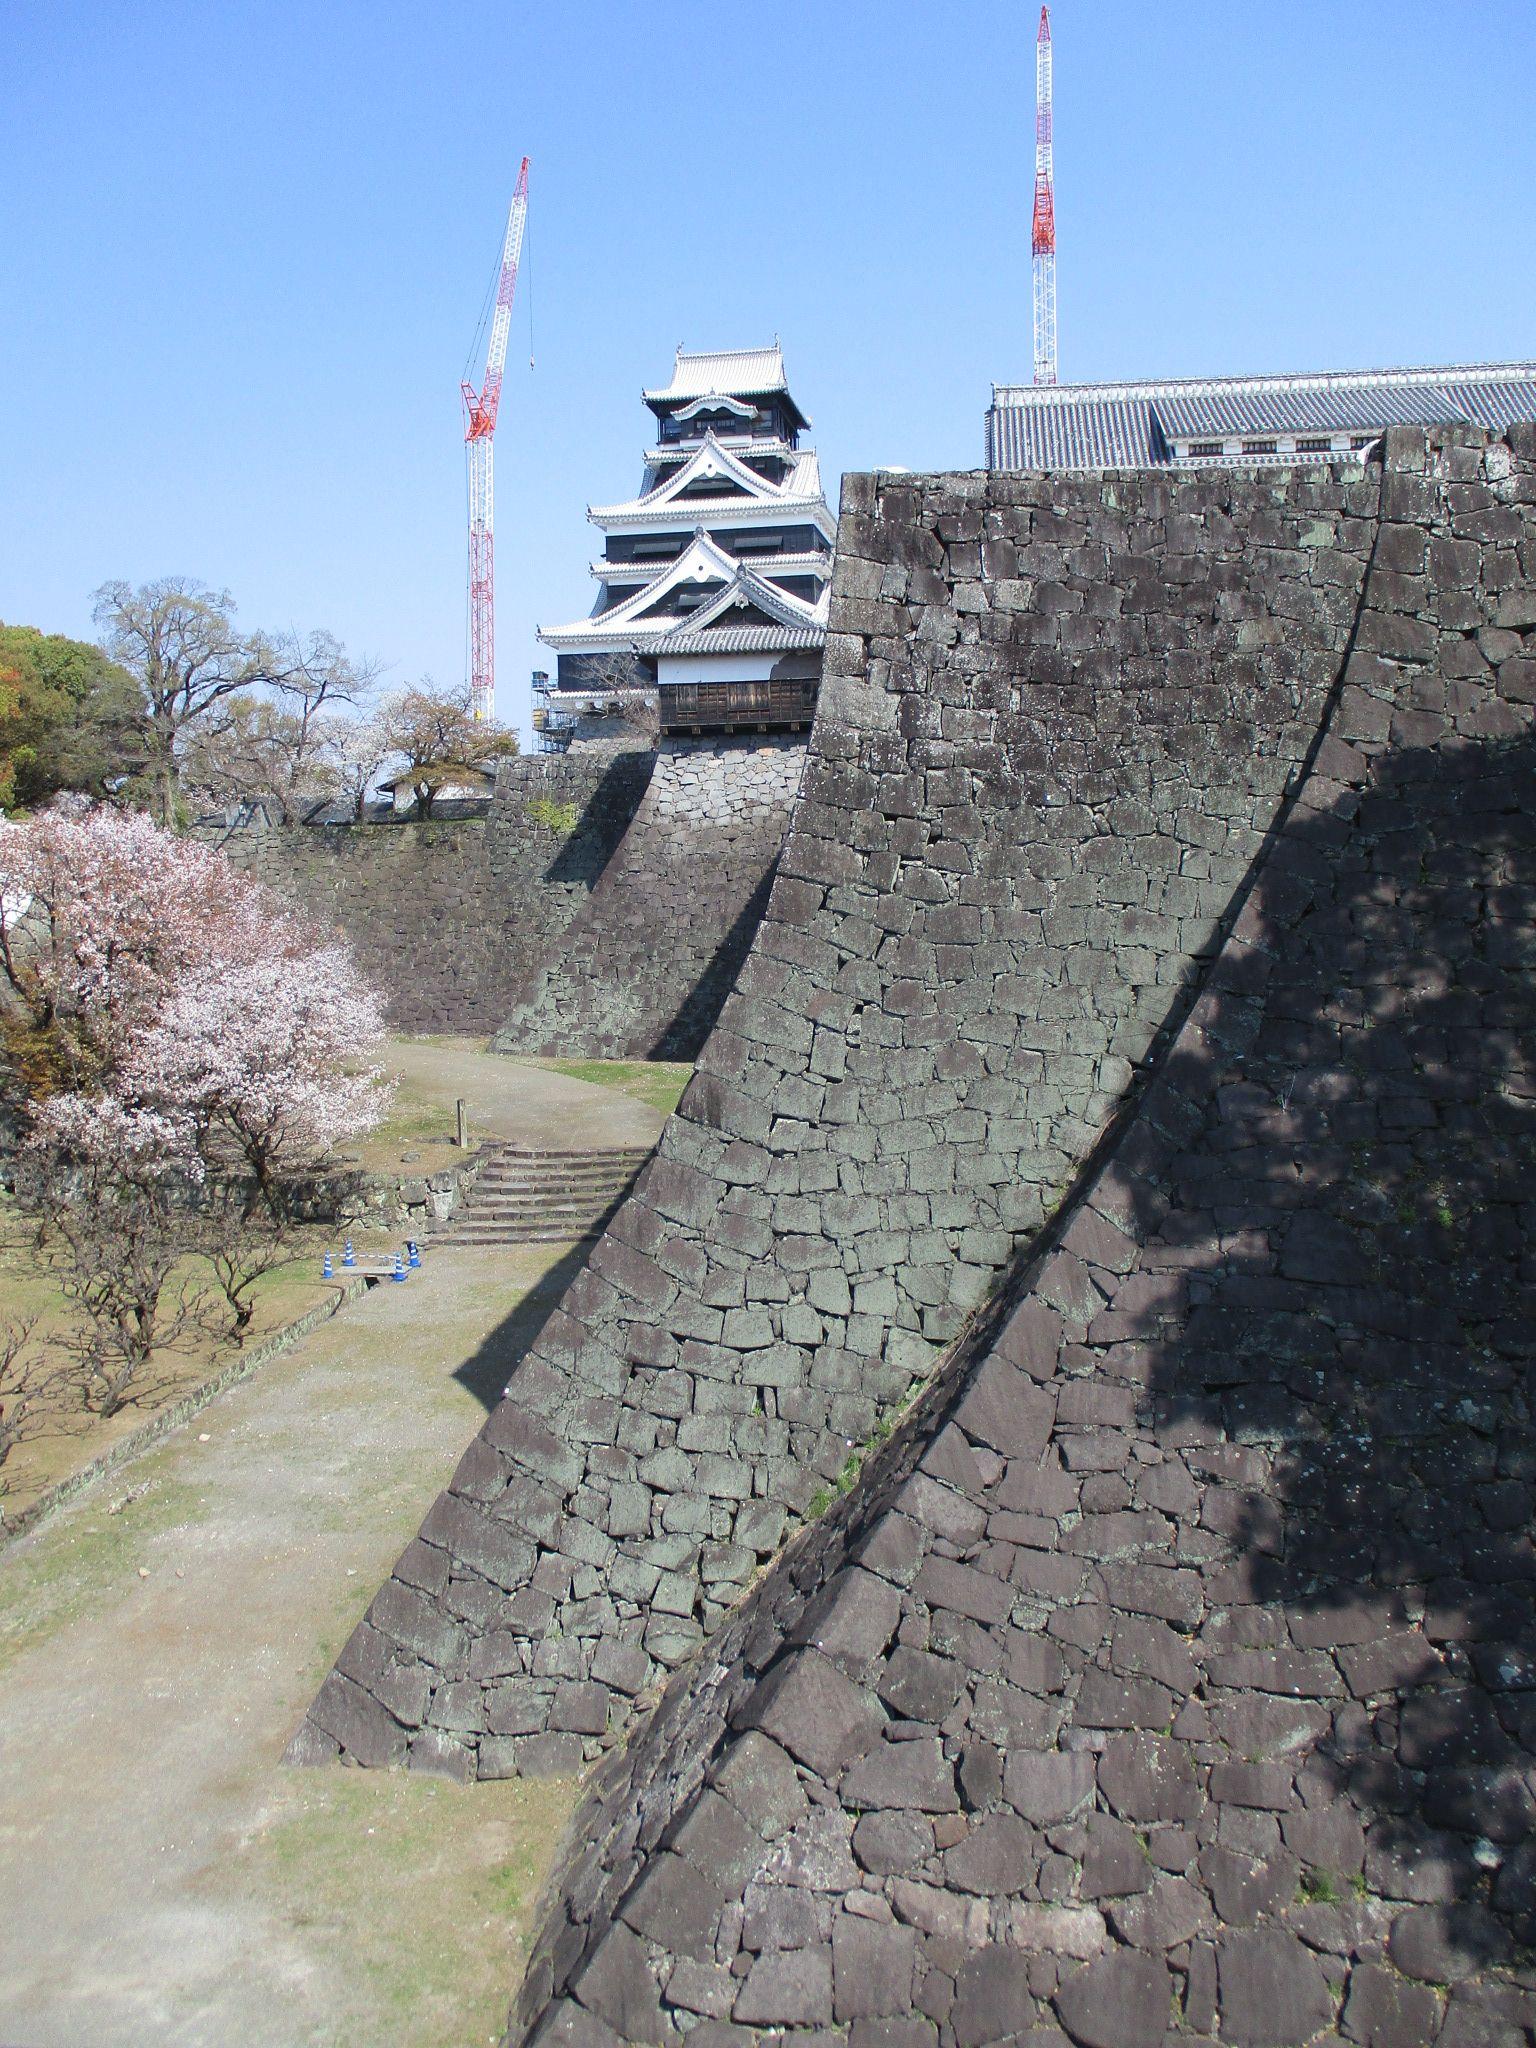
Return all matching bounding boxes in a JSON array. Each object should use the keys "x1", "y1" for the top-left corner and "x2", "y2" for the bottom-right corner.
[
  {"x1": 462, "y1": 228, "x2": 499, "y2": 393},
  {"x1": 524, "y1": 209, "x2": 535, "y2": 371}
]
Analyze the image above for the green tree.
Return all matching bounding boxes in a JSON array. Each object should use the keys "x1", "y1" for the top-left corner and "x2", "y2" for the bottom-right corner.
[{"x1": 0, "y1": 623, "x2": 145, "y2": 810}]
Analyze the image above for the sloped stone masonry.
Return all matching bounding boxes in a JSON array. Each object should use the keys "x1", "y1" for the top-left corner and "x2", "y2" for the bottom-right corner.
[
  {"x1": 503, "y1": 424, "x2": 1536, "y2": 2045},
  {"x1": 296, "y1": 452, "x2": 1390, "y2": 1784},
  {"x1": 213, "y1": 746, "x2": 653, "y2": 1034},
  {"x1": 492, "y1": 737, "x2": 806, "y2": 1062}
]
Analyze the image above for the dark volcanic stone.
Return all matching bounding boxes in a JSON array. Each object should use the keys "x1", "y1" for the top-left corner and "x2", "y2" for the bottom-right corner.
[
  {"x1": 951, "y1": 1945, "x2": 1039, "y2": 2048},
  {"x1": 619, "y1": 1850, "x2": 725, "y2": 1960},
  {"x1": 1097, "y1": 1732, "x2": 1201, "y2": 1823},
  {"x1": 1388, "y1": 1904, "x2": 1510, "y2": 1984},
  {"x1": 852, "y1": 1810, "x2": 934, "y2": 1876},
  {"x1": 831, "y1": 1916, "x2": 919, "y2": 2021},
  {"x1": 1054, "y1": 1949, "x2": 1171, "y2": 2048},
  {"x1": 732, "y1": 1946, "x2": 833, "y2": 2027},
  {"x1": 1341, "y1": 1960, "x2": 1445, "y2": 2048},
  {"x1": 1216, "y1": 1928, "x2": 1334, "y2": 2045},
  {"x1": 741, "y1": 1650, "x2": 886, "y2": 1778}
]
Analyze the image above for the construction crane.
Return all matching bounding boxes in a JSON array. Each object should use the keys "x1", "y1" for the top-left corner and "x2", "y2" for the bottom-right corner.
[
  {"x1": 461, "y1": 156, "x2": 530, "y2": 723},
  {"x1": 1032, "y1": 7, "x2": 1058, "y2": 386}
]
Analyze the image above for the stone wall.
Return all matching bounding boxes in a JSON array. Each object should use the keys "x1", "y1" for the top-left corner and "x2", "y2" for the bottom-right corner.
[
  {"x1": 491, "y1": 737, "x2": 805, "y2": 1061},
  {"x1": 212, "y1": 746, "x2": 653, "y2": 1035},
  {"x1": 508, "y1": 426, "x2": 1536, "y2": 2045},
  {"x1": 295, "y1": 452, "x2": 1395, "y2": 1783}
]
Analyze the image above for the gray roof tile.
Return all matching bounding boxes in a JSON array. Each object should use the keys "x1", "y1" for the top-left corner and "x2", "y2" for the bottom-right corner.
[{"x1": 987, "y1": 360, "x2": 1536, "y2": 470}]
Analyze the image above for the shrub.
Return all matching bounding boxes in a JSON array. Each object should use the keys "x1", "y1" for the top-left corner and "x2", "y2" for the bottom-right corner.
[{"x1": 525, "y1": 796, "x2": 578, "y2": 834}]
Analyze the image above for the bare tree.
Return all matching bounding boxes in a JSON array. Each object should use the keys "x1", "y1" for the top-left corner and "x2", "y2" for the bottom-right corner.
[
  {"x1": 19, "y1": 1153, "x2": 208, "y2": 1419},
  {"x1": 378, "y1": 680, "x2": 518, "y2": 818},
  {"x1": 581, "y1": 651, "x2": 661, "y2": 741},
  {"x1": 0, "y1": 1320, "x2": 76, "y2": 1525},
  {"x1": 92, "y1": 579, "x2": 378, "y2": 825},
  {"x1": 180, "y1": 695, "x2": 328, "y2": 824},
  {"x1": 258, "y1": 626, "x2": 375, "y2": 753},
  {"x1": 192, "y1": 1183, "x2": 301, "y2": 1346}
]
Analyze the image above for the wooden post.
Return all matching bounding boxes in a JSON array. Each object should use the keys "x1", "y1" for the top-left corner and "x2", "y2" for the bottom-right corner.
[{"x1": 455, "y1": 1098, "x2": 469, "y2": 1150}]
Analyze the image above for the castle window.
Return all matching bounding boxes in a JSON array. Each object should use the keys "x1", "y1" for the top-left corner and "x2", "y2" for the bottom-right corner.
[
  {"x1": 1352, "y1": 434, "x2": 1376, "y2": 450},
  {"x1": 1243, "y1": 439, "x2": 1277, "y2": 456},
  {"x1": 1298, "y1": 437, "x2": 1332, "y2": 453},
  {"x1": 1189, "y1": 440, "x2": 1223, "y2": 458}
]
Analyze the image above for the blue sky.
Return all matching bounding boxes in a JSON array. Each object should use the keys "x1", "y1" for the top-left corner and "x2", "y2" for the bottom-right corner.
[{"x1": 3, "y1": 0, "x2": 1532, "y2": 741}]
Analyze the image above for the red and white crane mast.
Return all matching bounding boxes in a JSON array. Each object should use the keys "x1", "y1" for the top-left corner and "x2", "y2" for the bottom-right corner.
[
  {"x1": 461, "y1": 156, "x2": 530, "y2": 723},
  {"x1": 1032, "y1": 7, "x2": 1058, "y2": 386}
]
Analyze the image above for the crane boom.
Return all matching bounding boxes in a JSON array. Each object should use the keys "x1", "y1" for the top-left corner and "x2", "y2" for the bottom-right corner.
[
  {"x1": 1032, "y1": 8, "x2": 1057, "y2": 386},
  {"x1": 462, "y1": 156, "x2": 530, "y2": 721}
]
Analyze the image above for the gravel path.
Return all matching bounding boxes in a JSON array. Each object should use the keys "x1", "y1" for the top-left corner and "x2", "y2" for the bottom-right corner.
[{"x1": 0, "y1": 1242, "x2": 586, "y2": 2048}]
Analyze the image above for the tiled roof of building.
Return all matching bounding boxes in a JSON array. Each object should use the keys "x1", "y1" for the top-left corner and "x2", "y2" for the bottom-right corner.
[
  {"x1": 643, "y1": 344, "x2": 788, "y2": 404},
  {"x1": 541, "y1": 344, "x2": 829, "y2": 671},
  {"x1": 644, "y1": 435, "x2": 798, "y2": 469},
  {"x1": 594, "y1": 448, "x2": 830, "y2": 532},
  {"x1": 987, "y1": 360, "x2": 1536, "y2": 470},
  {"x1": 591, "y1": 433, "x2": 803, "y2": 524},
  {"x1": 541, "y1": 533, "x2": 827, "y2": 650},
  {"x1": 637, "y1": 621, "x2": 824, "y2": 656},
  {"x1": 593, "y1": 549, "x2": 831, "y2": 585}
]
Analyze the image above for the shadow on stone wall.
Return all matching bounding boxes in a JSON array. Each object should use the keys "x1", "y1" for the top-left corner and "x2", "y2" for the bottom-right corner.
[
  {"x1": 211, "y1": 748, "x2": 656, "y2": 1038},
  {"x1": 646, "y1": 861, "x2": 782, "y2": 1062},
  {"x1": 505, "y1": 625, "x2": 1536, "y2": 2043},
  {"x1": 452, "y1": 1239, "x2": 598, "y2": 1413},
  {"x1": 535, "y1": 750, "x2": 654, "y2": 889},
  {"x1": 493, "y1": 741, "x2": 804, "y2": 1063},
  {"x1": 1101, "y1": 722, "x2": 1536, "y2": 1990}
]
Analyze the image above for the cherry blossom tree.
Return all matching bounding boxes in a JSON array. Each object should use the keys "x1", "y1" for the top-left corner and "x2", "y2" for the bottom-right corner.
[
  {"x1": 0, "y1": 1320, "x2": 75, "y2": 1524},
  {"x1": 123, "y1": 943, "x2": 386, "y2": 1216},
  {"x1": 0, "y1": 803, "x2": 276, "y2": 1101},
  {"x1": 1, "y1": 804, "x2": 389, "y2": 1392},
  {"x1": 0, "y1": 805, "x2": 386, "y2": 1169}
]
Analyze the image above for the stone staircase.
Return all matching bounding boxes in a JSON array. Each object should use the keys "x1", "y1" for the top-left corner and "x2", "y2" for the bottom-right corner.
[{"x1": 434, "y1": 1142, "x2": 652, "y2": 1247}]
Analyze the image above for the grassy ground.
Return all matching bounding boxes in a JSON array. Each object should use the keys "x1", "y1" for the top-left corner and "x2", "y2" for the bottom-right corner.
[
  {"x1": 1, "y1": 1039, "x2": 685, "y2": 1524},
  {"x1": 241, "y1": 1770, "x2": 571, "y2": 2048},
  {"x1": 528, "y1": 1056, "x2": 692, "y2": 1119}
]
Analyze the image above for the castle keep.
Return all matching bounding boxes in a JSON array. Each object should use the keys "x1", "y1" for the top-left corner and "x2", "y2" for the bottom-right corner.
[{"x1": 537, "y1": 344, "x2": 832, "y2": 744}]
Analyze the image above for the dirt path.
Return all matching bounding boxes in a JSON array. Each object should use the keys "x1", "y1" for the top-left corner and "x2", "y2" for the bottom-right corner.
[
  {"x1": 0, "y1": 1243, "x2": 586, "y2": 2048},
  {"x1": 380, "y1": 1038, "x2": 669, "y2": 1152}
]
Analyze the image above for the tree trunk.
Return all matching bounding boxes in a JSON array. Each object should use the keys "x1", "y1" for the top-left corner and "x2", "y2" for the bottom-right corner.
[{"x1": 147, "y1": 723, "x2": 178, "y2": 828}]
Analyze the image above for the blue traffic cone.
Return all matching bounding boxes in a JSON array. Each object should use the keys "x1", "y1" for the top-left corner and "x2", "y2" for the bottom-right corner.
[
  {"x1": 391, "y1": 1251, "x2": 406, "y2": 1283},
  {"x1": 323, "y1": 1250, "x2": 334, "y2": 1279},
  {"x1": 407, "y1": 1239, "x2": 420, "y2": 1268},
  {"x1": 342, "y1": 1239, "x2": 356, "y2": 1268}
]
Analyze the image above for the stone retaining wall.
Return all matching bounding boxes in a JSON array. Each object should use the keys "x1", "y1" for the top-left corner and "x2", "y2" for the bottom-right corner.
[
  {"x1": 212, "y1": 747, "x2": 653, "y2": 1035},
  {"x1": 491, "y1": 737, "x2": 805, "y2": 1062},
  {"x1": 296, "y1": 452, "x2": 1393, "y2": 1784},
  {"x1": 507, "y1": 426, "x2": 1536, "y2": 2045}
]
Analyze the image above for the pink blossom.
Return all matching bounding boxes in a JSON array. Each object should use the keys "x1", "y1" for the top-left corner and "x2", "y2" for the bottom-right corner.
[
  {"x1": 31, "y1": 1092, "x2": 201, "y2": 1179},
  {"x1": 1, "y1": 805, "x2": 388, "y2": 1185},
  {"x1": 128, "y1": 944, "x2": 387, "y2": 1171}
]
